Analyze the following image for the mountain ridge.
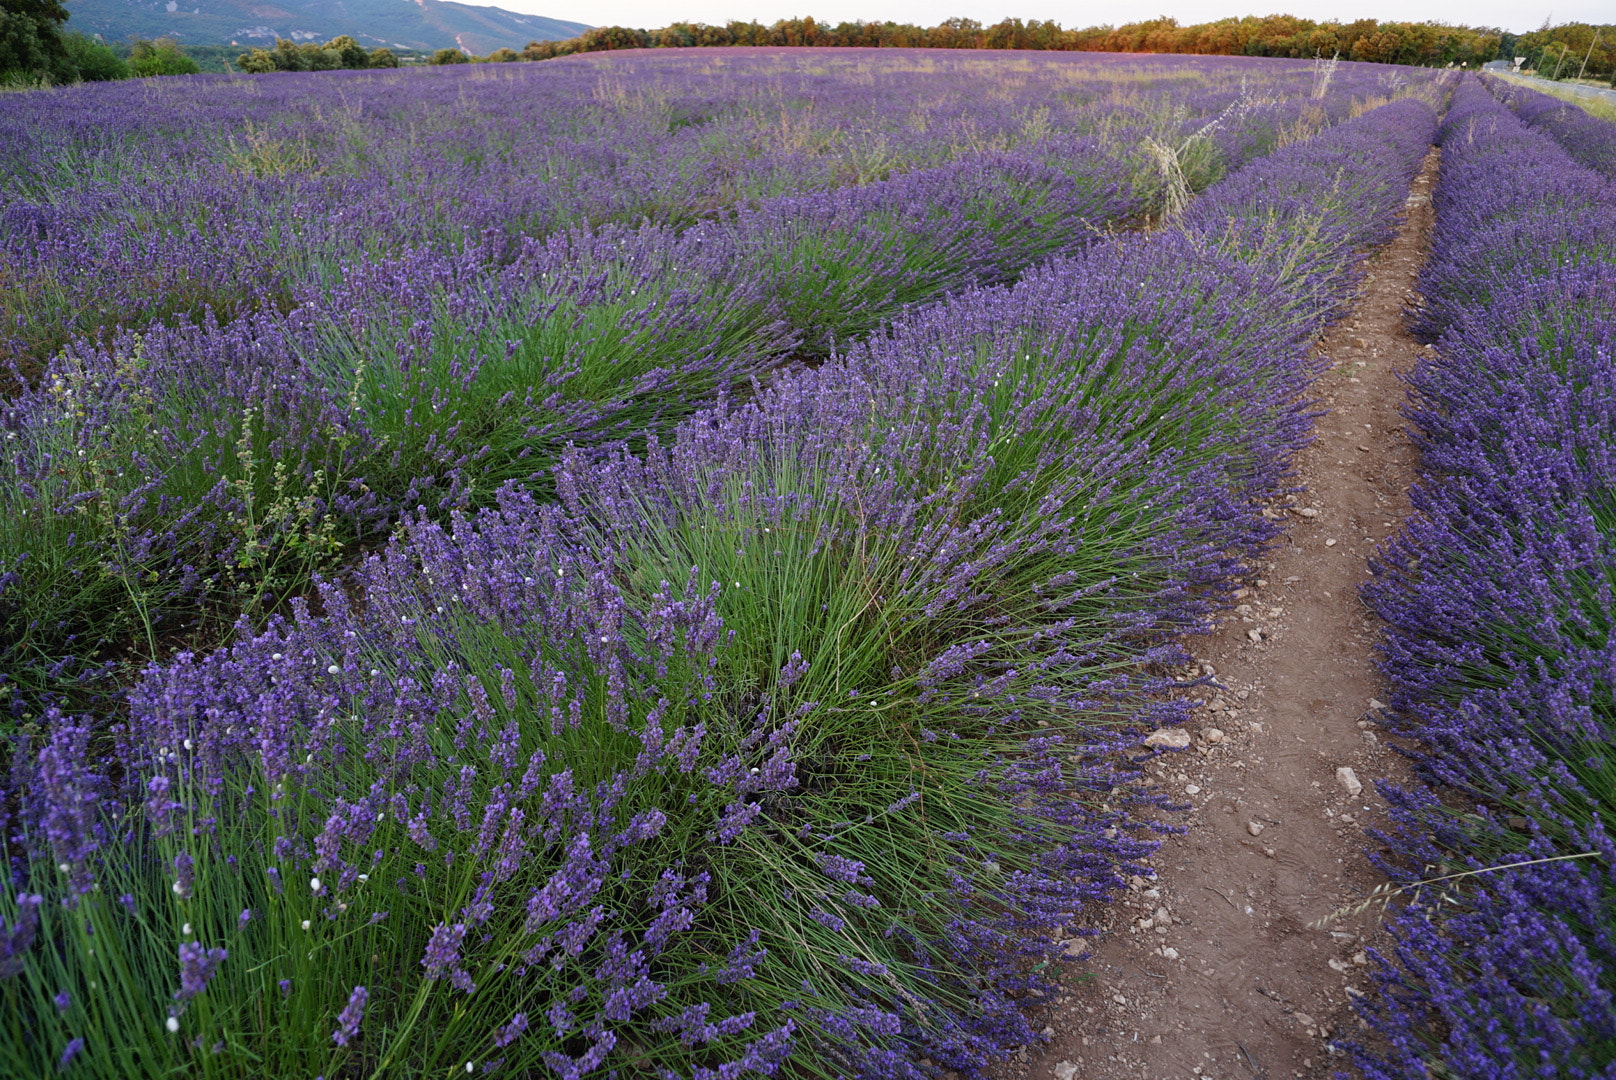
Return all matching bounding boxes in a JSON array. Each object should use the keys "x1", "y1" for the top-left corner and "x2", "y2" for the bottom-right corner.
[{"x1": 64, "y1": 0, "x2": 591, "y2": 55}]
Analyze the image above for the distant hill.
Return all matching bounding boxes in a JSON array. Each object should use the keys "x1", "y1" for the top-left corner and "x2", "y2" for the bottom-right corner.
[{"x1": 64, "y1": 0, "x2": 591, "y2": 55}]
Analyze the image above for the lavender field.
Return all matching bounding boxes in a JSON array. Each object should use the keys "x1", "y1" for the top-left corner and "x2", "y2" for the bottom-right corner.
[{"x1": 7, "y1": 48, "x2": 1590, "y2": 1080}]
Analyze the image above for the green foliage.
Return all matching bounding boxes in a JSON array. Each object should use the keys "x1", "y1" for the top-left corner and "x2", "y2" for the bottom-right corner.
[
  {"x1": 237, "y1": 36, "x2": 375, "y2": 74},
  {"x1": 61, "y1": 30, "x2": 127, "y2": 80},
  {"x1": 367, "y1": 46, "x2": 397, "y2": 68},
  {"x1": 429, "y1": 47, "x2": 467, "y2": 65},
  {"x1": 0, "y1": 0, "x2": 73, "y2": 84},
  {"x1": 486, "y1": 46, "x2": 518, "y2": 62},
  {"x1": 129, "y1": 37, "x2": 199, "y2": 77},
  {"x1": 1516, "y1": 22, "x2": 1615, "y2": 80}
]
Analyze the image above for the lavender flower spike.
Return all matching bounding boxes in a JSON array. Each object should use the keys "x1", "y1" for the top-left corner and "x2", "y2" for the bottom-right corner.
[{"x1": 333, "y1": 986, "x2": 368, "y2": 1046}]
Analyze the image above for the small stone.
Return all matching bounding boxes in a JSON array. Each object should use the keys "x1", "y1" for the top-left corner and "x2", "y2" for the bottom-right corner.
[
  {"x1": 1328, "y1": 958, "x2": 1352, "y2": 973},
  {"x1": 1336, "y1": 766, "x2": 1363, "y2": 797},
  {"x1": 1202, "y1": 728, "x2": 1225, "y2": 744},
  {"x1": 1294, "y1": 1012, "x2": 1316, "y2": 1029},
  {"x1": 1053, "y1": 1063, "x2": 1079, "y2": 1080},
  {"x1": 1247, "y1": 628, "x2": 1263, "y2": 643},
  {"x1": 1144, "y1": 728, "x2": 1192, "y2": 750},
  {"x1": 1247, "y1": 820, "x2": 1265, "y2": 837},
  {"x1": 1352, "y1": 951, "x2": 1369, "y2": 966},
  {"x1": 1368, "y1": 698, "x2": 1386, "y2": 711},
  {"x1": 1161, "y1": 946, "x2": 1180, "y2": 960},
  {"x1": 1325, "y1": 538, "x2": 1338, "y2": 547},
  {"x1": 1249, "y1": 721, "x2": 1263, "y2": 734},
  {"x1": 1295, "y1": 507, "x2": 1320, "y2": 518},
  {"x1": 1185, "y1": 784, "x2": 1201, "y2": 795},
  {"x1": 1150, "y1": 1034, "x2": 1162, "y2": 1044},
  {"x1": 1113, "y1": 993, "x2": 1128, "y2": 1006}
]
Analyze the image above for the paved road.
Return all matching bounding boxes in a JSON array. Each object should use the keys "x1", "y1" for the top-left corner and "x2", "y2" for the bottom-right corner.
[{"x1": 1483, "y1": 60, "x2": 1616, "y2": 106}]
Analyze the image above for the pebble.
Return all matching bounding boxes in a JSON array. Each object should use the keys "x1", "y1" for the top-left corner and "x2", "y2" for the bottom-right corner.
[
  {"x1": 1053, "y1": 1063, "x2": 1079, "y2": 1080},
  {"x1": 1295, "y1": 507, "x2": 1320, "y2": 518},
  {"x1": 1161, "y1": 946, "x2": 1180, "y2": 960},
  {"x1": 1185, "y1": 784, "x2": 1201, "y2": 795},
  {"x1": 1368, "y1": 697, "x2": 1386, "y2": 711},
  {"x1": 1247, "y1": 820, "x2": 1265, "y2": 837},
  {"x1": 1144, "y1": 728, "x2": 1192, "y2": 750},
  {"x1": 1336, "y1": 766, "x2": 1363, "y2": 797},
  {"x1": 1246, "y1": 628, "x2": 1263, "y2": 643},
  {"x1": 1202, "y1": 728, "x2": 1225, "y2": 744},
  {"x1": 1325, "y1": 538, "x2": 1338, "y2": 547}
]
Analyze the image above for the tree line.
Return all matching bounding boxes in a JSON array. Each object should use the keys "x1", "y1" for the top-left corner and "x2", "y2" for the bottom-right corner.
[
  {"x1": 1503, "y1": 22, "x2": 1615, "y2": 82},
  {"x1": 512, "y1": 14, "x2": 1505, "y2": 69},
  {"x1": 7, "y1": 0, "x2": 1609, "y2": 86},
  {"x1": 0, "y1": 0, "x2": 205, "y2": 84}
]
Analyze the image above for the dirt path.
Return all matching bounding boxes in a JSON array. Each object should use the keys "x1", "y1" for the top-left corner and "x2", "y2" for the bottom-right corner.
[{"x1": 1014, "y1": 150, "x2": 1440, "y2": 1080}]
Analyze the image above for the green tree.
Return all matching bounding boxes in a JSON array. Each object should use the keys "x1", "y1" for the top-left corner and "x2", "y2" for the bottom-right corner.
[
  {"x1": 429, "y1": 47, "x2": 467, "y2": 64},
  {"x1": 236, "y1": 47, "x2": 275, "y2": 73},
  {"x1": 368, "y1": 46, "x2": 398, "y2": 68},
  {"x1": 486, "y1": 46, "x2": 518, "y2": 61},
  {"x1": 326, "y1": 34, "x2": 367, "y2": 68},
  {"x1": 0, "y1": 0, "x2": 73, "y2": 83},
  {"x1": 61, "y1": 30, "x2": 127, "y2": 79},
  {"x1": 129, "y1": 37, "x2": 199, "y2": 76}
]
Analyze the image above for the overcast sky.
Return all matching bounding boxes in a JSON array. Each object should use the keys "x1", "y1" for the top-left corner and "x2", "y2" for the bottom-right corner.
[{"x1": 491, "y1": 0, "x2": 1603, "y2": 37}]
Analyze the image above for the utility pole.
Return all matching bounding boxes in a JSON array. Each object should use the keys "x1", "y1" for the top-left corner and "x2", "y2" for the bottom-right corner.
[
  {"x1": 1575, "y1": 28, "x2": 1601, "y2": 82},
  {"x1": 1551, "y1": 41, "x2": 1571, "y2": 79}
]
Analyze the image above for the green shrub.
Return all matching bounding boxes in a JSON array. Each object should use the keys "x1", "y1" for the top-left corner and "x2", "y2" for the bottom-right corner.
[
  {"x1": 429, "y1": 47, "x2": 468, "y2": 64},
  {"x1": 129, "y1": 37, "x2": 199, "y2": 77},
  {"x1": 61, "y1": 31, "x2": 128, "y2": 80},
  {"x1": 368, "y1": 46, "x2": 398, "y2": 68}
]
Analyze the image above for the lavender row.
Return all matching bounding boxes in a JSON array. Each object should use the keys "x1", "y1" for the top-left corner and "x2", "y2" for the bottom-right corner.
[
  {"x1": 0, "y1": 51, "x2": 1421, "y2": 376},
  {"x1": 1352, "y1": 77, "x2": 1616, "y2": 1079},
  {"x1": 0, "y1": 138, "x2": 1139, "y2": 714},
  {"x1": 0, "y1": 97, "x2": 1439, "y2": 1077},
  {"x1": 0, "y1": 52, "x2": 1440, "y2": 714},
  {"x1": 1487, "y1": 75, "x2": 1616, "y2": 180}
]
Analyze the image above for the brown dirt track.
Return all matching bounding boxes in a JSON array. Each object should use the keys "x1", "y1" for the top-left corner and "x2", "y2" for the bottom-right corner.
[{"x1": 1010, "y1": 150, "x2": 1441, "y2": 1080}]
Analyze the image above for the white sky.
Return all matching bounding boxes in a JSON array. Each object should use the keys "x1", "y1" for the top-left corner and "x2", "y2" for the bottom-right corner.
[{"x1": 491, "y1": 0, "x2": 1605, "y2": 37}]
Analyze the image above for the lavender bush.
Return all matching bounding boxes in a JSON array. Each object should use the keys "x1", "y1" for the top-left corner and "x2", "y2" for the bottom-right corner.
[
  {"x1": 1354, "y1": 77, "x2": 1616, "y2": 1079},
  {"x1": 2, "y1": 91, "x2": 1440, "y2": 1076},
  {"x1": 1488, "y1": 74, "x2": 1616, "y2": 180}
]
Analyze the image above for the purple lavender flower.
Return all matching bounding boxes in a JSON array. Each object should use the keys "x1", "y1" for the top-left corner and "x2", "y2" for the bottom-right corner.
[
  {"x1": 492, "y1": 1012, "x2": 528, "y2": 1049},
  {"x1": 174, "y1": 942, "x2": 226, "y2": 1001},
  {"x1": 332, "y1": 986, "x2": 367, "y2": 1047},
  {"x1": 58, "y1": 1037, "x2": 84, "y2": 1069},
  {"x1": 171, "y1": 852, "x2": 194, "y2": 901},
  {"x1": 0, "y1": 894, "x2": 42, "y2": 979}
]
